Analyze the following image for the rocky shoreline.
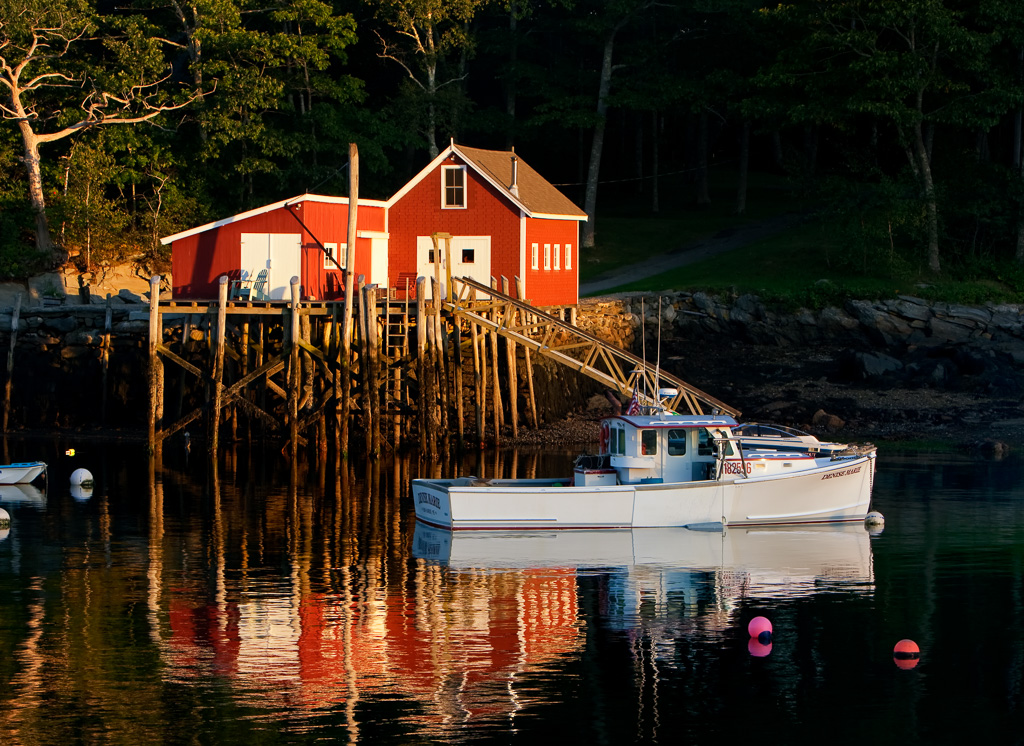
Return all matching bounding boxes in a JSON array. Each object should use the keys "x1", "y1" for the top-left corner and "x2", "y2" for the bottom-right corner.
[{"x1": 516, "y1": 293, "x2": 1024, "y2": 456}]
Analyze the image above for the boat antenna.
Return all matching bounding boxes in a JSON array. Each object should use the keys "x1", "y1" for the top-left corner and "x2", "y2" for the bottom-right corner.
[
  {"x1": 640, "y1": 296, "x2": 647, "y2": 404},
  {"x1": 655, "y1": 296, "x2": 662, "y2": 403}
]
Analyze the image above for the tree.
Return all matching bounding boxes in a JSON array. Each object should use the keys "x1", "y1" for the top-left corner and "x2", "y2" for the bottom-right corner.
[
  {"x1": 373, "y1": 0, "x2": 488, "y2": 157},
  {"x1": 759, "y1": 0, "x2": 1002, "y2": 274},
  {"x1": 0, "y1": 0, "x2": 202, "y2": 262}
]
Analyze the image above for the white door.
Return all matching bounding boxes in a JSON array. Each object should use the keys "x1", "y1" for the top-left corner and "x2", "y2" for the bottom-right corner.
[
  {"x1": 240, "y1": 233, "x2": 302, "y2": 300},
  {"x1": 370, "y1": 236, "x2": 389, "y2": 288},
  {"x1": 415, "y1": 235, "x2": 491, "y2": 299}
]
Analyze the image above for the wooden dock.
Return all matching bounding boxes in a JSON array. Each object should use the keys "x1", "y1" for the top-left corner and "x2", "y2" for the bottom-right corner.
[{"x1": 144, "y1": 272, "x2": 737, "y2": 459}]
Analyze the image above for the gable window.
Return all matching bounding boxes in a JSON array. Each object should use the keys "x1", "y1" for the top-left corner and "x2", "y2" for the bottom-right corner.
[
  {"x1": 566, "y1": 243, "x2": 572, "y2": 270},
  {"x1": 442, "y1": 165, "x2": 467, "y2": 209},
  {"x1": 554, "y1": 244, "x2": 560, "y2": 270},
  {"x1": 543, "y1": 243, "x2": 551, "y2": 270},
  {"x1": 531, "y1": 243, "x2": 539, "y2": 270},
  {"x1": 323, "y1": 242, "x2": 346, "y2": 270}
]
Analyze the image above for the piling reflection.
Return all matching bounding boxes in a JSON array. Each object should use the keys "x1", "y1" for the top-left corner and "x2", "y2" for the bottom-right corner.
[{"x1": 0, "y1": 443, "x2": 882, "y2": 743}]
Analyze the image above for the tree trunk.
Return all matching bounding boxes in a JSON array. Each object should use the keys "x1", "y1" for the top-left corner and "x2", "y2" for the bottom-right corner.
[
  {"x1": 17, "y1": 122, "x2": 56, "y2": 260},
  {"x1": 695, "y1": 111, "x2": 711, "y2": 206},
  {"x1": 909, "y1": 121, "x2": 941, "y2": 273},
  {"x1": 582, "y1": 33, "x2": 616, "y2": 249},
  {"x1": 735, "y1": 119, "x2": 750, "y2": 216}
]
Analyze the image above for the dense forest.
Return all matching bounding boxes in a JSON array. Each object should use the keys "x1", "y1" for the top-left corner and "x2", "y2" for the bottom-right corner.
[{"x1": 4, "y1": 0, "x2": 1024, "y2": 283}]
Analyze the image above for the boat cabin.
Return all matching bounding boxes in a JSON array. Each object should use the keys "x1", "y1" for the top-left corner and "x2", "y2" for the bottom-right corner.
[{"x1": 578, "y1": 414, "x2": 741, "y2": 486}]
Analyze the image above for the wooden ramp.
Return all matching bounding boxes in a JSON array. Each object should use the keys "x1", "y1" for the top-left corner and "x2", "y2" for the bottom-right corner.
[{"x1": 444, "y1": 277, "x2": 739, "y2": 418}]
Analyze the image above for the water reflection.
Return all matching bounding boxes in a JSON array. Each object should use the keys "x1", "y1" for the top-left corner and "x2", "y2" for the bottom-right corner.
[{"x1": 0, "y1": 442, "x2": 1021, "y2": 744}]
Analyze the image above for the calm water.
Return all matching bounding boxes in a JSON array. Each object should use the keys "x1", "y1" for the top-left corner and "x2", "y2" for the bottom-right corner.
[{"x1": 0, "y1": 439, "x2": 1022, "y2": 745}]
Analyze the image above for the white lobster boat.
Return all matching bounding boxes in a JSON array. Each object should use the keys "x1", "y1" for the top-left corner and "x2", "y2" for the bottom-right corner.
[
  {"x1": 412, "y1": 390, "x2": 877, "y2": 531},
  {"x1": 0, "y1": 461, "x2": 47, "y2": 485}
]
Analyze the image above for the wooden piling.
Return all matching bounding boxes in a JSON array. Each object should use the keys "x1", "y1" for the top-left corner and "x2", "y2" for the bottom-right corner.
[
  {"x1": 516, "y1": 277, "x2": 539, "y2": 428},
  {"x1": 210, "y1": 276, "x2": 228, "y2": 455},
  {"x1": 416, "y1": 278, "x2": 427, "y2": 454},
  {"x1": 148, "y1": 276, "x2": 163, "y2": 445},
  {"x1": 289, "y1": 276, "x2": 300, "y2": 461}
]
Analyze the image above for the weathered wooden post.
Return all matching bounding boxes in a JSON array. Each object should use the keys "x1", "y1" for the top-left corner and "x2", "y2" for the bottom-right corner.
[
  {"x1": 488, "y1": 278, "x2": 502, "y2": 443},
  {"x1": 289, "y1": 276, "x2": 301, "y2": 461},
  {"x1": 516, "y1": 277, "x2": 539, "y2": 428},
  {"x1": 368, "y1": 288, "x2": 381, "y2": 457},
  {"x1": 415, "y1": 277, "x2": 427, "y2": 453},
  {"x1": 210, "y1": 275, "x2": 229, "y2": 455},
  {"x1": 470, "y1": 288, "x2": 485, "y2": 446},
  {"x1": 341, "y1": 143, "x2": 359, "y2": 458},
  {"x1": 148, "y1": 276, "x2": 164, "y2": 446},
  {"x1": 501, "y1": 276, "x2": 518, "y2": 438}
]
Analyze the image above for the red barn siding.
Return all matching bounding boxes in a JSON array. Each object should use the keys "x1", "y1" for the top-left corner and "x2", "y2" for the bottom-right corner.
[
  {"x1": 388, "y1": 156, "x2": 521, "y2": 288},
  {"x1": 170, "y1": 200, "x2": 385, "y2": 300},
  {"x1": 524, "y1": 218, "x2": 580, "y2": 306}
]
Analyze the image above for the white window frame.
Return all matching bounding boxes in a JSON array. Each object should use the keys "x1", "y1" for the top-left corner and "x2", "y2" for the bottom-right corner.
[
  {"x1": 554, "y1": 244, "x2": 560, "y2": 270},
  {"x1": 323, "y1": 242, "x2": 346, "y2": 270},
  {"x1": 543, "y1": 243, "x2": 551, "y2": 270},
  {"x1": 566, "y1": 243, "x2": 572, "y2": 270},
  {"x1": 441, "y1": 165, "x2": 467, "y2": 209},
  {"x1": 531, "y1": 242, "x2": 539, "y2": 270}
]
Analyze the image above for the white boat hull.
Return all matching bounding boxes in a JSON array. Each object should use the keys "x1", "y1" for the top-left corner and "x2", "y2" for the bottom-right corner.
[
  {"x1": 412, "y1": 454, "x2": 875, "y2": 530},
  {"x1": 0, "y1": 462, "x2": 46, "y2": 485}
]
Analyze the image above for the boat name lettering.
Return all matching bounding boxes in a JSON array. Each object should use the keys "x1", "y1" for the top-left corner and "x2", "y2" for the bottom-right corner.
[
  {"x1": 722, "y1": 461, "x2": 752, "y2": 475},
  {"x1": 821, "y1": 465, "x2": 863, "y2": 480},
  {"x1": 417, "y1": 492, "x2": 441, "y2": 508}
]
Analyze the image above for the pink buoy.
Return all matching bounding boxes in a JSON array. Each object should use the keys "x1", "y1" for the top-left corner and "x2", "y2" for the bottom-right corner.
[
  {"x1": 748, "y1": 638, "x2": 772, "y2": 657},
  {"x1": 748, "y1": 616, "x2": 772, "y2": 644},
  {"x1": 893, "y1": 639, "x2": 920, "y2": 669}
]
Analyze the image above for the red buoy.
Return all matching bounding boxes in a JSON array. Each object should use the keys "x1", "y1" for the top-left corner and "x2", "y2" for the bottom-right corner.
[
  {"x1": 748, "y1": 638, "x2": 772, "y2": 657},
  {"x1": 748, "y1": 616, "x2": 772, "y2": 644},
  {"x1": 893, "y1": 639, "x2": 920, "y2": 669}
]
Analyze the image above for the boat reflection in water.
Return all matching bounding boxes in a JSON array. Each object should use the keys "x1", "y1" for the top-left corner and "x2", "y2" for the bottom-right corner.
[
  {"x1": 414, "y1": 521, "x2": 875, "y2": 633},
  {"x1": 0, "y1": 483, "x2": 46, "y2": 508}
]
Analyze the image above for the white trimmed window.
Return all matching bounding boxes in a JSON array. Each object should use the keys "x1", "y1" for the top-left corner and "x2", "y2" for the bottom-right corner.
[
  {"x1": 324, "y1": 242, "x2": 346, "y2": 270},
  {"x1": 543, "y1": 243, "x2": 551, "y2": 270},
  {"x1": 531, "y1": 243, "x2": 539, "y2": 270},
  {"x1": 442, "y1": 165, "x2": 467, "y2": 208},
  {"x1": 566, "y1": 243, "x2": 572, "y2": 270},
  {"x1": 554, "y1": 244, "x2": 560, "y2": 270}
]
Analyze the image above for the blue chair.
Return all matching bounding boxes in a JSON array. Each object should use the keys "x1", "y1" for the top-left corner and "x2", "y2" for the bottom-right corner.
[{"x1": 251, "y1": 269, "x2": 269, "y2": 301}]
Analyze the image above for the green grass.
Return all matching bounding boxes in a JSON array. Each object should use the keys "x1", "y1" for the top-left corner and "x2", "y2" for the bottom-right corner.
[
  {"x1": 580, "y1": 170, "x2": 802, "y2": 283},
  {"x1": 584, "y1": 170, "x2": 1024, "y2": 306}
]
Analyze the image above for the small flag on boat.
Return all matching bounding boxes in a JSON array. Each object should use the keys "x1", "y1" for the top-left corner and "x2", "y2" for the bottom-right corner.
[{"x1": 626, "y1": 391, "x2": 641, "y2": 415}]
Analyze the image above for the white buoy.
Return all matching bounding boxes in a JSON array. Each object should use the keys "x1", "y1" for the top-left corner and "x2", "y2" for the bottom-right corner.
[
  {"x1": 70, "y1": 468, "x2": 94, "y2": 487},
  {"x1": 865, "y1": 511, "x2": 885, "y2": 527},
  {"x1": 70, "y1": 484, "x2": 93, "y2": 502},
  {"x1": 0, "y1": 507, "x2": 10, "y2": 527}
]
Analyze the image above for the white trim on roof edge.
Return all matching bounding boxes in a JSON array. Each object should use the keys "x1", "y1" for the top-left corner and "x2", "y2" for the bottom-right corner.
[{"x1": 159, "y1": 193, "x2": 388, "y2": 245}]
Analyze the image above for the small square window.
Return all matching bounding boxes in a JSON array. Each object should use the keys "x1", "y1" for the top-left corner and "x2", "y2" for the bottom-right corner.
[
  {"x1": 442, "y1": 165, "x2": 466, "y2": 208},
  {"x1": 324, "y1": 242, "x2": 346, "y2": 270},
  {"x1": 462, "y1": 248, "x2": 475, "y2": 264},
  {"x1": 531, "y1": 243, "x2": 539, "y2": 270}
]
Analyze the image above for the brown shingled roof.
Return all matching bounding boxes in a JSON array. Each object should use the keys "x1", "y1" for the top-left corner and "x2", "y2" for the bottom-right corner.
[{"x1": 455, "y1": 144, "x2": 587, "y2": 219}]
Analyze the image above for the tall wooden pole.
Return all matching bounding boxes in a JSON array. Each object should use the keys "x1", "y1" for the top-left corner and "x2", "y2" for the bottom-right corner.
[
  {"x1": 210, "y1": 275, "x2": 228, "y2": 456},
  {"x1": 148, "y1": 276, "x2": 163, "y2": 447},
  {"x1": 289, "y1": 276, "x2": 300, "y2": 462},
  {"x1": 341, "y1": 143, "x2": 359, "y2": 458},
  {"x1": 416, "y1": 278, "x2": 427, "y2": 454}
]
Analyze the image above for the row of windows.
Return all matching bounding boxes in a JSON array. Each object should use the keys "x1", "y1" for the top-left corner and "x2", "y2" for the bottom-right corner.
[
  {"x1": 608, "y1": 428, "x2": 726, "y2": 457},
  {"x1": 530, "y1": 243, "x2": 572, "y2": 271}
]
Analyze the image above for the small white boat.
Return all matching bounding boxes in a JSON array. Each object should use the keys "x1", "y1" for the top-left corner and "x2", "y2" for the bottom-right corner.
[
  {"x1": 0, "y1": 461, "x2": 46, "y2": 485},
  {"x1": 412, "y1": 389, "x2": 876, "y2": 530}
]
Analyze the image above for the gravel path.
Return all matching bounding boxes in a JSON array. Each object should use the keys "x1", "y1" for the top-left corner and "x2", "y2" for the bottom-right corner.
[{"x1": 580, "y1": 213, "x2": 800, "y2": 296}]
